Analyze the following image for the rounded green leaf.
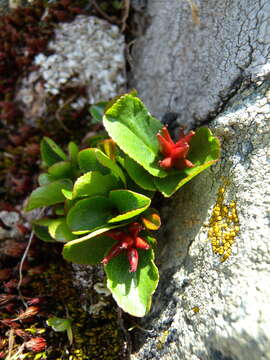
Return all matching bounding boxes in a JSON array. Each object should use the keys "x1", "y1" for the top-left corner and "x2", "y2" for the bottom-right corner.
[
  {"x1": 32, "y1": 220, "x2": 55, "y2": 242},
  {"x1": 32, "y1": 218, "x2": 56, "y2": 242},
  {"x1": 38, "y1": 173, "x2": 55, "y2": 186},
  {"x1": 108, "y1": 190, "x2": 151, "y2": 223},
  {"x1": 78, "y1": 148, "x2": 109, "y2": 175},
  {"x1": 124, "y1": 156, "x2": 156, "y2": 191},
  {"x1": 103, "y1": 94, "x2": 167, "y2": 178},
  {"x1": 188, "y1": 127, "x2": 220, "y2": 165},
  {"x1": 47, "y1": 317, "x2": 72, "y2": 332},
  {"x1": 72, "y1": 171, "x2": 120, "y2": 199},
  {"x1": 62, "y1": 189, "x2": 73, "y2": 200},
  {"x1": 95, "y1": 148, "x2": 126, "y2": 186},
  {"x1": 105, "y1": 249, "x2": 159, "y2": 317},
  {"x1": 25, "y1": 179, "x2": 73, "y2": 211},
  {"x1": 66, "y1": 196, "x2": 114, "y2": 234},
  {"x1": 63, "y1": 235, "x2": 116, "y2": 265},
  {"x1": 89, "y1": 101, "x2": 108, "y2": 123},
  {"x1": 48, "y1": 161, "x2": 73, "y2": 180},
  {"x1": 40, "y1": 137, "x2": 67, "y2": 167},
  {"x1": 48, "y1": 218, "x2": 77, "y2": 242}
]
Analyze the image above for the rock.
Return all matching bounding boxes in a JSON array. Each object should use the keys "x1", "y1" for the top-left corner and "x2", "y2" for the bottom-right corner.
[
  {"x1": 129, "y1": 0, "x2": 270, "y2": 359},
  {"x1": 131, "y1": 81, "x2": 270, "y2": 360},
  {"x1": 16, "y1": 15, "x2": 126, "y2": 124},
  {"x1": 130, "y1": 0, "x2": 270, "y2": 127}
]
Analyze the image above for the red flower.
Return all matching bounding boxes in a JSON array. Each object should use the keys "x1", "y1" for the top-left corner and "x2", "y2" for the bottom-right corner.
[
  {"x1": 101, "y1": 223, "x2": 150, "y2": 272},
  {"x1": 157, "y1": 126, "x2": 195, "y2": 170}
]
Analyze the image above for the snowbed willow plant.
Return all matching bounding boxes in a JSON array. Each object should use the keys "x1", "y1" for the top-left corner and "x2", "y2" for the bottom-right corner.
[{"x1": 26, "y1": 92, "x2": 220, "y2": 317}]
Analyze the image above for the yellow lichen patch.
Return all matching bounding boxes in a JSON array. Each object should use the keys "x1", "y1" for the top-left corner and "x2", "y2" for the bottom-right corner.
[
  {"x1": 191, "y1": 306, "x2": 200, "y2": 313},
  {"x1": 208, "y1": 184, "x2": 240, "y2": 262},
  {"x1": 156, "y1": 330, "x2": 169, "y2": 350}
]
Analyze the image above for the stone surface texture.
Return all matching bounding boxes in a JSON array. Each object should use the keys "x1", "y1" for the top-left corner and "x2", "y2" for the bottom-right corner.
[
  {"x1": 130, "y1": 0, "x2": 270, "y2": 126},
  {"x1": 129, "y1": 0, "x2": 270, "y2": 360},
  {"x1": 16, "y1": 15, "x2": 126, "y2": 123}
]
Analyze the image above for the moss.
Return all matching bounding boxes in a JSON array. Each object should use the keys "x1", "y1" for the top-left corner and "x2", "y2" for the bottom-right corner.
[
  {"x1": 208, "y1": 182, "x2": 240, "y2": 262},
  {"x1": 0, "y1": 253, "x2": 125, "y2": 360}
]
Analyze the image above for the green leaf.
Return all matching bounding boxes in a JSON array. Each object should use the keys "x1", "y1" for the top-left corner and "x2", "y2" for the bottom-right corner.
[
  {"x1": 95, "y1": 148, "x2": 126, "y2": 186},
  {"x1": 26, "y1": 179, "x2": 73, "y2": 211},
  {"x1": 89, "y1": 101, "x2": 108, "y2": 123},
  {"x1": 40, "y1": 137, "x2": 67, "y2": 167},
  {"x1": 188, "y1": 127, "x2": 220, "y2": 165},
  {"x1": 108, "y1": 190, "x2": 151, "y2": 223},
  {"x1": 72, "y1": 171, "x2": 120, "y2": 199},
  {"x1": 38, "y1": 173, "x2": 55, "y2": 186},
  {"x1": 78, "y1": 148, "x2": 109, "y2": 175},
  {"x1": 54, "y1": 205, "x2": 65, "y2": 216},
  {"x1": 103, "y1": 94, "x2": 167, "y2": 177},
  {"x1": 78, "y1": 148, "x2": 126, "y2": 185},
  {"x1": 33, "y1": 225, "x2": 52, "y2": 242},
  {"x1": 32, "y1": 218, "x2": 55, "y2": 242},
  {"x1": 62, "y1": 189, "x2": 73, "y2": 200},
  {"x1": 86, "y1": 133, "x2": 108, "y2": 148},
  {"x1": 124, "y1": 156, "x2": 156, "y2": 191},
  {"x1": 63, "y1": 235, "x2": 116, "y2": 265},
  {"x1": 47, "y1": 317, "x2": 72, "y2": 332},
  {"x1": 68, "y1": 141, "x2": 79, "y2": 165},
  {"x1": 105, "y1": 249, "x2": 159, "y2": 317},
  {"x1": 48, "y1": 217, "x2": 77, "y2": 242},
  {"x1": 48, "y1": 161, "x2": 73, "y2": 180},
  {"x1": 66, "y1": 196, "x2": 114, "y2": 234},
  {"x1": 125, "y1": 173, "x2": 155, "y2": 199},
  {"x1": 66, "y1": 223, "x2": 127, "y2": 244},
  {"x1": 155, "y1": 127, "x2": 220, "y2": 197}
]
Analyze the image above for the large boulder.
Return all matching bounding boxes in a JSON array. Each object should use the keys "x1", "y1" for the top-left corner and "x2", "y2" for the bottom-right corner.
[{"x1": 129, "y1": 0, "x2": 270, "y2": 359}]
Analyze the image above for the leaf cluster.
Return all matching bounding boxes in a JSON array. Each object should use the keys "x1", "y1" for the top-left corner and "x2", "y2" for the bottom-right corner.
[{"x1": 26, "y1": 93, "x2": 220, "y2": 316}]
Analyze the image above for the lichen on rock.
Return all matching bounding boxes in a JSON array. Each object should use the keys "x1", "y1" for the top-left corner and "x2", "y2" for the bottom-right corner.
[{"x1": 16, "y1": 15, "x2": 126, "y2": 124}]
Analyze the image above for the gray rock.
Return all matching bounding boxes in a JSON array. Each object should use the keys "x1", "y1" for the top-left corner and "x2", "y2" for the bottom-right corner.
[
  {"x1": 131, "y1": 81, "x2": 270, "y2": 360},
  {"x1": 130, "y1": 0, "x2": 270, "y2": 126},
  {"x1": 129, "y1": 0, "x2": 270, "y2": 359}
]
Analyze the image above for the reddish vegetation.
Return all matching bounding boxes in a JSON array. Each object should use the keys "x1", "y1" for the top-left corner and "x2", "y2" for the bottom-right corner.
[{"x1": 0, "y1": 0, "x2": 85, "y2": 124}]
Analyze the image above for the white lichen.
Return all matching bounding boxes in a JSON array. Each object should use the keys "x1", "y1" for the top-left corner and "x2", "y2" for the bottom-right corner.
[
  {"x1": 34, "y1": 16, "x2": 126, "y2": 104},
  {"x1": 16, "y1": 15, "x2": 126, "y2": 123}
]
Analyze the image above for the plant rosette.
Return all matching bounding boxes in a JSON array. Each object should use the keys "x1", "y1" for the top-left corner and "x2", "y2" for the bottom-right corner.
[{"x1": 26, "y1": 92, "x2": 220, "y2": 317}]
